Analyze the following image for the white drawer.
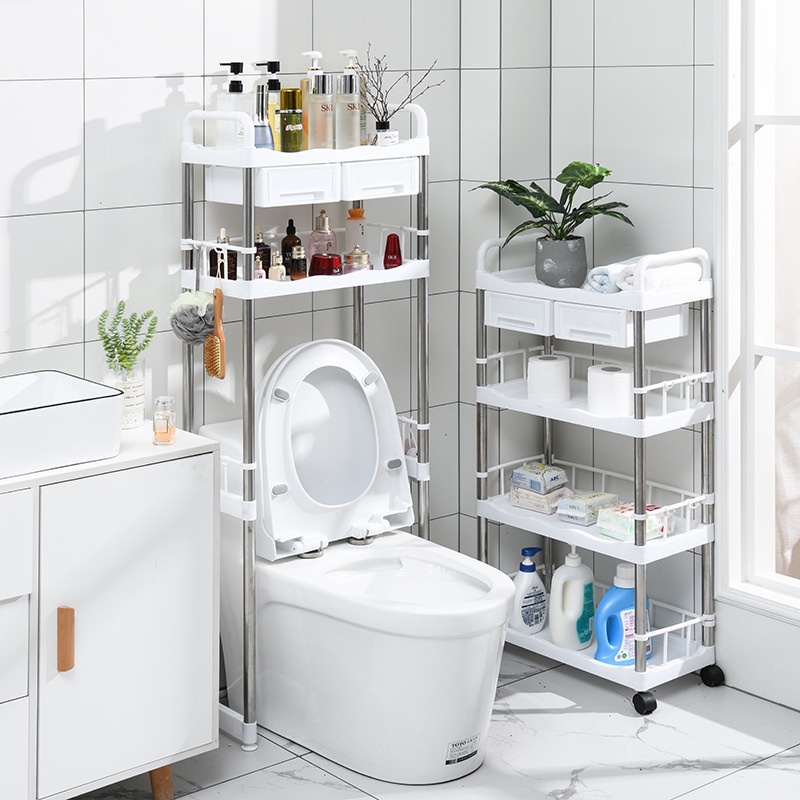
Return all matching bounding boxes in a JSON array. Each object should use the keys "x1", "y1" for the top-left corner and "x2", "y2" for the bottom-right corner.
[
  {"x1": 206, "y1": 163, "x2": 341, "y2": 207},
  {"x1": 485, "y1": 292, "x2": 554, "y2": 336},
  {"x1": 0, "y1": 489, "x2": 33, "y2": 601},
  {"x1": 341, "y1": 157, "x2": 419, "y2": 200},
  {"x1": 0, "y1": 596, "x2": 29, "y2": 704},
  {"x1": 0, "y1": 697, "x2": 29, "y2": 799},
  {"x1": 554, "y1": 302, "x2": 688, "y2": 348}
]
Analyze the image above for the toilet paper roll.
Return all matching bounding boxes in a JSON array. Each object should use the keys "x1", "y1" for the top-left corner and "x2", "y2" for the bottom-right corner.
[
  {"x1": 587, "y1": 364, "x2": 634, "y2": 416},
  {"x1": 527, "y1": 355, "x2": 571, "y2": 404}
]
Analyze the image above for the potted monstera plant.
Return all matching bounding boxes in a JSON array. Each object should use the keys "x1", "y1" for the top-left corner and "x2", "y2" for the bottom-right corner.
[{"x1": 476, "y1": 161, "x2": 633, "y2": 288}]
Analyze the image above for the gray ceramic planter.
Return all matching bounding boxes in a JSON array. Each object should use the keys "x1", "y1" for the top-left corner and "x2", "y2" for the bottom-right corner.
[{"x1": 535, "y1": 237, "x2": 588, "y2": 288}]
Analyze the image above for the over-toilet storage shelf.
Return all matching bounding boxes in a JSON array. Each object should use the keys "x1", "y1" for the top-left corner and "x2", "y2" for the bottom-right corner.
[
  {"x1": 180, "y1": 105, "x2": 431, "y2": 746},
  {"x1": 475, "y1": 237, "x2": 720, "y2": 713}
]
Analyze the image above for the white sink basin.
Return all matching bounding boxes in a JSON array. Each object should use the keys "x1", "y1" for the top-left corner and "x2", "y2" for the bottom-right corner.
[{"x1": 0, "y1": 371, "x2": 124, "y2": 479}]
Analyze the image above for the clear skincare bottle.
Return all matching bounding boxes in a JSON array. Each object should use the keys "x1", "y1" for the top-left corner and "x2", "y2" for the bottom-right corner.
[
  {"x1": 308, "y1": 72, "x2": 334, "y2": 149},
  {"x1": 339, "y1": 50, "x2": 367, "y2": 146},
  {"x1": 345, "y1": 207, "x2": 368, "y2": 252},
  {"x1": 252, "y1": 62, "x2": 274, "y2": 149},
  {"x1": 153, "y1": 396, "x2": 176, "y2": 445},
  {"x1": 308, "y1": 209, "x2": 337, "y2": 257},
  {"x1": 216, "y1": 62, "x2": 251, "y2": 149},
  {"x1": 335, "y1": 70, "x2": 361, "y2": 149},
  {"x1": 301, "y1": 50, "x2": 324, "y2": 150}
]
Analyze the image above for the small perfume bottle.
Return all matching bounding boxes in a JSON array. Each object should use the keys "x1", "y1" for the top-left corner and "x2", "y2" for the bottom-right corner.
[
  {"x1": 269, "y1": 251, "x2": 287, "y2": 281},
  {"x1": 308, "y1": 209, "x2": 337, "y2": 257},
  {"x1": 153, "y1": 396, "x2": 176, "y2": 445},
  {"x1": 290, "y1": 245, "x2": 307, "y2": 280},
  {"x1": 254, "y1": 255, "x2": 267, "y2": 279},
  {"x1": 383, "y1": 233, "x2": 402, "y2": 269}
]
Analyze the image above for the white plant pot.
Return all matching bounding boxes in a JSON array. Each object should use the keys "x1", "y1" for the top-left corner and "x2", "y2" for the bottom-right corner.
[{"x1": 106, "y1": 362, "x2": 145, "y2": 429}]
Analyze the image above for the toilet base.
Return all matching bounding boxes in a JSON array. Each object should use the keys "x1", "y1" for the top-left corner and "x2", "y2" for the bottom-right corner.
[{"x1": 219, "y1": 526, "x2": 511, "y2": 785}]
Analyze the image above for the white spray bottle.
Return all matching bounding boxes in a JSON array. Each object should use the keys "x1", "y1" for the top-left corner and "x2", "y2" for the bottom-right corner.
[{"x1": 508, "y1": 547, "x2": 547, "y2": 634}]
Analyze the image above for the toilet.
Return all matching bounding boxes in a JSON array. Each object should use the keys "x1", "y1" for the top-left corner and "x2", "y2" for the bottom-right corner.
[{"x1": 201, "y1": 339, "x2": 514, "y2": 785}]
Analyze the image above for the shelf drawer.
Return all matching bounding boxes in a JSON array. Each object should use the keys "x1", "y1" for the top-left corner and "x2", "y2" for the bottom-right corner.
[
  {"x1": 341, "y1": 157, "x2": 419, "y2": 200},
  {"x1": 0, "y1": 489, "x2": 33, "y2": 601},
  {"x1": 485, "y1": 291, "x2": 554, "y2": 335},
  {"x1": 0, "y1": 697, "x2": 28, "y2": 799},
  {"x1": 206, "y1": 163, "x2": 341, "y2": 207},
  {"x1": 0, "y1": 596, "x2": 29, "y2": 704},
  {"x1": 554, "y1": 302, "x2": 688, "y2": 348}
]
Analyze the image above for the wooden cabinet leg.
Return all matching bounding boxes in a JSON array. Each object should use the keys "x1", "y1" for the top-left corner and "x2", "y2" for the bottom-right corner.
[{"x1": 149, "y1": 765, "x2": 174, "y2": 800}]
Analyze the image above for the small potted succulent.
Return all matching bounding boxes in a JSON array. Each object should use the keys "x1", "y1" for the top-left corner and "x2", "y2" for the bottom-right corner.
[
  {"x1": 476, "y1": 161, "x2": 633, "y2": 288},
  {"x1": 98, "y1": 300, "x2": 157, "y2": 428},
  {"x1": 357, "y1": 45, "x2": 443, "y2": 145}
]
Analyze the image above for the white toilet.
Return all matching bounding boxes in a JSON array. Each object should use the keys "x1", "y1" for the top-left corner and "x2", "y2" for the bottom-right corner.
[{"x1": 201, "y1": 339, "x2": 514, "y2": 785}]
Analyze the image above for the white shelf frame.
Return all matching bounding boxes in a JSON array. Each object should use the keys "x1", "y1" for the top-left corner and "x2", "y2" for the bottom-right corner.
[{"x1": 475, "y1": 236, "x2": 717, "y2": 705}]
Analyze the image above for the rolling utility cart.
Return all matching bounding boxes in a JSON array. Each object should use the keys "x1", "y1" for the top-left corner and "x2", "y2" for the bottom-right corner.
[
  {"x1": 179, "y1": 105, "x2": 432, "y2": 745},
  {"x1": 475, "y1": 236, "x2": 724, "y2": 714}
]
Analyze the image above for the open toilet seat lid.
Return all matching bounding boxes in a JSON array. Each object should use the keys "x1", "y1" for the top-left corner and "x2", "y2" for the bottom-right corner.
[{"x1": 256, "y1": 339, "x2": 413, "y2": 558}]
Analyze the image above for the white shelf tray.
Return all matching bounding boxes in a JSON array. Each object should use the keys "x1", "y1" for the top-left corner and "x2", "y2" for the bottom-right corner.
[
  {"x1": 476, "y1": 240, "x2": 713, "y2": 312},
  {"x1": 480, "y1": 455, "x2": 714, "y2": 564},
  {"x1": 181, "y1": 259, "x2": 429, "y2": 300},
  {"x1": 505, "y1": 626, "x2": 714, "y2": 692},
  {"x1": 478, "y1": 377, "x2": 713, "y2": 437},
  {"x1": 479, "y1": 346, "x2": 713, "y2": 437},
  {"x1": 480, "y1": 494, "x2": 713, "y2": 564}
]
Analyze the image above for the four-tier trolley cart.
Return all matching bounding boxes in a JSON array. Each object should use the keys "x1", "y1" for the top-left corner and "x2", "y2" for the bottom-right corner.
[{"x1": 474, "y1": 235, "x2": 725, "y2": 713}]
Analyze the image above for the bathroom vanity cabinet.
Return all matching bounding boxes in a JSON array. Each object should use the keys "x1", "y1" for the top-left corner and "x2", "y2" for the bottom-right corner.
[
  {"x1": 179, "y1": 107, "x2": 430, "y2": 745},
  {"x1": 475, "y1": 238, "x2": 722, "y2": 713},
  {"x1": 0, "y1": 427, "x2": 219, "y2": 800}
]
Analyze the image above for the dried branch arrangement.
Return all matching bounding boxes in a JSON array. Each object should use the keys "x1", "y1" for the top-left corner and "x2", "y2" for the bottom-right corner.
[{"x1": 356, "y1": 44, "x2": 444, "y2": 124}]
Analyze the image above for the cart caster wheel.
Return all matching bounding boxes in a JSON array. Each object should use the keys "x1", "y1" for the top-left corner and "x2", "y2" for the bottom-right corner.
[
  {"x1": 700, "y1": 664, "x2": 726, "y2": 687},
  {"x1": 633, "y1": 691, "x2": 657, "y2": 715}
]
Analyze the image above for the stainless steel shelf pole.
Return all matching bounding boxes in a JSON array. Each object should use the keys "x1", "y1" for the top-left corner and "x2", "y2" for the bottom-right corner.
[
  {"x1": 416, "y1": 155, "x2": 430, "y2": 540},
  {"x1": 476, "y1": 288, "x2": 489, "y2": 563},
  {"x1": 352, "y1": 200, "x2": 365, "y2": 349},
  {"x1": 181, "y1": 163, "x2": 195, "y2": 432},
  {"x1": 633, "y1": 311, "x2": 648, "y2": 673},
  {"x1": 241, "y1": 168, "x2": 258, "y2": 743},
  {"x1": 700, "y1": 298, "x2": 715, "y2": 647}
]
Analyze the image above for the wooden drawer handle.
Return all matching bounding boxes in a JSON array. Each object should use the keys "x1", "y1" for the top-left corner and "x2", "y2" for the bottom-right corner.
[{"x1": 57, "y1": 606, "x2": 74, "y2": 672}]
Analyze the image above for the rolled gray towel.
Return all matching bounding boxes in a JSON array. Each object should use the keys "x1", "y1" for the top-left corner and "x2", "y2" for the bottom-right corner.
[{"x1": 169, "y1": 291, "x2": 215, "y2": 344}]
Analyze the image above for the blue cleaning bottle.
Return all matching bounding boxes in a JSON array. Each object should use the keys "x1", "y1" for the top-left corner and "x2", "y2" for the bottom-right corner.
[{"x1": 594, "y1": 562, "x2": 652, "y2": 665}]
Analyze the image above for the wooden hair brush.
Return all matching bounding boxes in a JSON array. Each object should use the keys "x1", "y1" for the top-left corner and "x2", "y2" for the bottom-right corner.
[{"x1": 204, "y1": 288, "x2": 226, "y2": 379}]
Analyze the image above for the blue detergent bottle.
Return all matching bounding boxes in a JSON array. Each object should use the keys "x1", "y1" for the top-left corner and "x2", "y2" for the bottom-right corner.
[{"x1": 594, "y1": 562, "x2": 652, "y2": 665}]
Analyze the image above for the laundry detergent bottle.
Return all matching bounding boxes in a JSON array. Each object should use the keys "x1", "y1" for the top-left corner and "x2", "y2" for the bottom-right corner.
[
  {"x1": 508, "y1": 547, "x2": 547, "y2": 634},
  {"x1": 549, "y1": 547, "x2": 594, "y2": 650},
  {"x1": 594, "y1": 562, "x2": 652, "y2": 666}
]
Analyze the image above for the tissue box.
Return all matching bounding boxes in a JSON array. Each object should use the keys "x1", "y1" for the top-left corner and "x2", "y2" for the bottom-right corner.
[
  {"x1": 596, "y1": 502, "x2": 675, "y2": 541},
  {"x1": 556, "y1": 491, "x2": 619, "y2": 526},
  {"x1": 510, "y1": 485, "x2": 573, "y2": 514},
  {"x1": 510, "y1": 462, "x2": 568, "y2": 495}
]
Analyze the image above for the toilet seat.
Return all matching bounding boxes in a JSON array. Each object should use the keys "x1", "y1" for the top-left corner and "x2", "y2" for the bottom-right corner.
[{"x1": 256, "y1": 339, "x2": 414, "y2": 559}]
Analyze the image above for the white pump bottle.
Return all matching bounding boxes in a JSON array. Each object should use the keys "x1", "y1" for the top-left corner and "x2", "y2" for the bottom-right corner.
[
  {"x1": 508, "y1": 547, "x2": 547, "y2": 634},
  {"x1": 548, "y1": 546, "x2": 595, "y2": 650}
]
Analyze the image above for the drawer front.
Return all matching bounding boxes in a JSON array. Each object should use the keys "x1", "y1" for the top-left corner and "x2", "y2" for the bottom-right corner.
[
  {"x1": 0, "y1": 488, "x2": 34, "y2": 600},
  {"x1": 205, "y1": 164, "x2": 341, "y2": 207},
  {"x1": 0, "y1": 697, "x2": 29, "y2": 800},
  {"x1": 341, "y1": 157, "x2": 419, "y2": 200},
  {"x1": 0, "y1": 596, "x2": 29, "y2": 704},
  {"x1": 485, "y1": 292, "x2": 553, "y2": 335},
  {"x1": 554, "y1": 302, "x2": 688, "y2": 347}
]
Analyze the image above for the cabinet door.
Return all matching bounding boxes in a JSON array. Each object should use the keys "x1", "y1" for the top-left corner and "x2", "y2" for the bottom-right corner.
[
  {"x1": 0, "y1": 698, "x2": 29, "y2": 799},
  {"x1": 37, "y1": 454, "x2": 216, "y2": 799}
]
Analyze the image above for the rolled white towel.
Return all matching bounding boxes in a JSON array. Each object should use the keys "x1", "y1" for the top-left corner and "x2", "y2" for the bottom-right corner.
[
  {"x1": 583, "y1": 257, "x2": 639, "y2": 293},
  {"x1": 616, "y1": 260, "x2": 702, "y2": 292}
]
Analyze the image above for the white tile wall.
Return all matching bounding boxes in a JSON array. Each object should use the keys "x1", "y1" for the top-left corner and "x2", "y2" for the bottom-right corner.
[{"x1": 0, "y1": 3, "x2": 718, "y2": 603}]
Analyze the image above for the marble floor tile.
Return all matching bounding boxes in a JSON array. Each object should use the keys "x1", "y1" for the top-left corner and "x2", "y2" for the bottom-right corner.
[
  {"x1": 179, "y1": 756, "x2": 374, "y2": 799},
  {"x1": 497, "y1": 642, "x2": 560, "y2": 687},
  {"x1": 676, "y1": 744, "x2": 800, "y2": 798},
  {"x1": 301, "y1": 666, "x2": 800, "y2": 800}
]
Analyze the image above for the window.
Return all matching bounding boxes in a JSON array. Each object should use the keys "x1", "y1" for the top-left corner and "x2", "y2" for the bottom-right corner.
[{"x1": 723, "y1": 0, "x2": 800, "y2": 613}]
